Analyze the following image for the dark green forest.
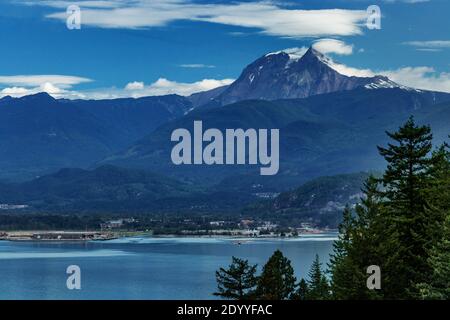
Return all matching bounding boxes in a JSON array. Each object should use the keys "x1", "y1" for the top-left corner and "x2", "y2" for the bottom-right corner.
[{"x1": 215, "y1": 117, "x2": 450, "y2": 300}]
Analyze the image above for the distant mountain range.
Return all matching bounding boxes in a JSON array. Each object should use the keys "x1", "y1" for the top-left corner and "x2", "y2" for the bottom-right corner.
[
  {"x1": 0, "y1": 93, "x2": 192, "y2": 180},
  {"x1": 100, "y1": 47, "x2": 449, "y2": 188},
  {"x1": 102, "y1": 88, "x2": 450, "y2": 188},
  {"x1": 0, "y1": 165, "x2": 374, "y2": 228},
  {"x1": 0, "y1": 165, "x2": 256, "y2": 214},
  {"x1": 0, "y1": 46, "x2": 449, "y2": 221}
]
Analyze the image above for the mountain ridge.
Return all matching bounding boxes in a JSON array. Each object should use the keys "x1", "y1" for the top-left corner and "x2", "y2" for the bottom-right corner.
[
  {"x1": 206, "y1": 47, "x2": 407, "y2": 106},
  {"x1": 0, "y1": 93, "x2": 193, "y2": 181},
  {"x1": 100, "y1": 86, "x2": 450, "y2": 188}
]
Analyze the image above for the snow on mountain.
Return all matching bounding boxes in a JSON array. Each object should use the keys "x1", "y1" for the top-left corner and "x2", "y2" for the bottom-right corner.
[{"x1": 210, "y1": 46, "x2": 407, "y2": 106}]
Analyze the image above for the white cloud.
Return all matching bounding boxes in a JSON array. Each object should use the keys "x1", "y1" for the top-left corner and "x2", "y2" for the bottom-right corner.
[
  {"x1": 122, "y1": 78, "x2": 234, "y2": 98},
  {"x1": 381, "y1": 67, "x2": 450, "y2": 93},
  {"x1": 312, "y1": 39, "x2": 354, "y2": 55},
  {"x1": 1, "y1": 84, "x2": 68, "y2": 98},
  {"x1": 384, "y1": 0, "x2": 430, "y2": 3},
  {"x1": 416, "y1": 48, "x2": 441, "y2": 52},
  {"x1": 0, "y1": 75, "x2": 91, "y2": 88},
  {"x1": 23, "y1": 1, "x2": 123, "y2": 9},
  {"x1": 403, "y1": 40, "x2": 450, "y2": 51},
  {"x1": 329, "y1": 62, "x2": 375, "y2": 78},
  {"x1": 266, "y1": 47, "x2": 309, "y2": 60},
  {"x1": 26, "y1": 0, "x2": 368, "y2": 38},
  {"x1": 1, "y1": 87, "x2": 31, "y2": 96},
  {"x1": 0, "y1": 74, "x2": 92, "y2": 98},
  {"x1": 270, "y1": 40, "x2": 354, "y2": 61},
  {"x1": 1, "y1": 76, "x2": 234, "y2": 99},
  {"x1": 125, "y1": 81, "x2": 145, "y2": 90},
  {"x1": 326, "y1": 60, "x2": 450, "y2": 93},
  {"x1": 179, "y1": 64, "x2": 216, "y2": 69},
  {"x1": 40, "y1": 82, "x2": 65, "y2": 94},
  {"x1": 76, "y1": 77, "x2": 233, "y2": 99}
]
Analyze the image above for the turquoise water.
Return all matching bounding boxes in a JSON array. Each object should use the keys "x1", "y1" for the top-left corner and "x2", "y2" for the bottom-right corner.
[{"x1": 0, "y1": 234, "x2": 337, "y2": 300}]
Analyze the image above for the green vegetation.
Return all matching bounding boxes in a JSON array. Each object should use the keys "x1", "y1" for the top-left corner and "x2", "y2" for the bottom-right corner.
[
  {"x1": 215, "y1": 117, "x2": 450, "y2": 300},
  {"x1": 214, "y1": 250, "x2": 331, "y2": 301},
  {"x1": 214, "y1": 257, "x2": 258, "y2": 300},
  {"x1": 305, "y1": 254, "x2": 331, "y2": 300},
  {"x1": 330, "y1": 117, "x2": 449, "y2": 299},
  {"x1": 292, "y1": 279, "x2": 309, "y2": 300},
  {"x1": 255, "y1": 250, "x2": 297, "y2": 300},
  {"x1": 245, "y1": 172, "x2": 374, "y2": 228},
  {"x1": 416, "y1": 214, "x2": 450, "y2": 299},
  {"x1": 0, "y1": 213, "x2": 105, "y2": 231}
]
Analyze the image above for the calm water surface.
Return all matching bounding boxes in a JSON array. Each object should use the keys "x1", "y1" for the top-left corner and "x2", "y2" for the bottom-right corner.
[{"x1": 0, "y1": 234, "x2": 337, "y2": 299}]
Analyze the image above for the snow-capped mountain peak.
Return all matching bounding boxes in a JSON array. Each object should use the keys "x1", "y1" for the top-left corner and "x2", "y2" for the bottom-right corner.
[
  {"x1": 265, "y1": 47, "x2": 307, "y2": 61},
  {"x1": 203, "y1": 46, "x2": 419, "y2": 106}
]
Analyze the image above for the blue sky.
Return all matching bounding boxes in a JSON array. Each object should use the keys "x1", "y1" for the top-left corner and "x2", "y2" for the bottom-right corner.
[{"x1": 0, "y1": 0, "x2": 449, "y2": 99}]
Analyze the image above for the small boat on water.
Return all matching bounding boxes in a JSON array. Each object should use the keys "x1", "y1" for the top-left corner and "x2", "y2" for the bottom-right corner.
[{"x1": 232, "y1": 240, "x2": 249, "y2": 245}]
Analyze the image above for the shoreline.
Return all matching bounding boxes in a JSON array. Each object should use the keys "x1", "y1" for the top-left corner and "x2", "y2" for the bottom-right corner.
[{"x1": 0, "y1": 229, "x2": 338, "y2": 242}]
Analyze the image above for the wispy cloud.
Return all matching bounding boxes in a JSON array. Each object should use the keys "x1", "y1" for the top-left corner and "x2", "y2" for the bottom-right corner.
[
  {"x1": 73, "y1": 77, "x2": 234, "y2": 99},
  {"x1": 0, "y1": 75, "x2": 92, "y2": 87},
  {"x1": 381, "y1": 67, "x2": 450, "y2": 93},
  {"x1": 312, "y1": 39, "x2": 354, "y2": 55},
  {"x1": 121, "y1": 78, "x2": 234, "y2": 98},
  {"x1": 179, "y1": 64, "x2": 216, "y2": 69},
  {"x1": 1, "y1": 83, "x2": 71, "y2": 98},
  {"x1": 0, "y1": 74, "x2": 92, "y2": 98},
  {"x1": 25, "y1": 0, "x2": 368, "y2": 38},
  {"x1": 384, "y1": 0, "x2": 430, "y2": 3},
  {"x1": 325, "y1": 59, "x2": 450, "y2": 93},
  {"x1": 403, "y1": 40, "x2": 450, "y2": 51}
]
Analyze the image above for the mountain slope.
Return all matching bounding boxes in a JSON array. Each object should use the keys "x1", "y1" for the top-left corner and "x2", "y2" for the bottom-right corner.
[
  {"x1": 0, "y1": 93, "x2": 192, "y2": 181},
  {"x1": 188, "y1": 85, "x2": 229, "y2": 108},
  {"x1": 210, "y1": 47, "x2": 401, "y2": 106},
  {"x1": 0, "y1": 165, "x2": 194, "y2": 212},
  {"x1": 244, "y1": 172, "x2": 373, "y2": 228},
  {"x1": 0, "y1": 165, "x2": 258, "y2": 213},
  {"x1": 67, "y1": 94, "x2": 191, "y2": 141},
  {"x1": 101, "y1": 86, "x2": 450, "y2": 190}
]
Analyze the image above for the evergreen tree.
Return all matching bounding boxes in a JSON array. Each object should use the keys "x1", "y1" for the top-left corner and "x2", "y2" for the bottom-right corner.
[
  {"x1": 292, "y1": 278, "x2": 309, "y2": 300},
  {"x1": 377, "y1": 116, "x2": 435, "y2": 298},
  {"x1": 214, "y1": 257, "x2": 258, "y2": 300},
  {"x1": 306, "y1": 254, "x2": 331, "y2": 300},
  {"x1": 329, "y1": 196, "x2": 383, "y2": 300},
  {"x1": 328, "y1": 206, "x2": 355, "y2": 299},
  {"x1": 424, "y1": 143, "x2": 450, "y2": 242},
  {"x1": 416, "y1": 215, "x2": 450, "y2": 299},
  {"x1": 349, "y1": 177, "x2": 385, "y2": 300},
  {"x1": 416, "y1": 143, "x2": 450, "y2": 299},
  {"x1": 256, "y1": 250, "x2": 296, "y2": 300},
  {"x1": 377, "y1": 116, "x2": 432, "y2": 216},
  {"x1": 329, "y1": 119, "x2": 447, "y2": 300}
]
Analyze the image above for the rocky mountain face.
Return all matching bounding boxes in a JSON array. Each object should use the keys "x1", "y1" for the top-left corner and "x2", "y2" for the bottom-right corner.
[{"x1": 210, "y1": 47, "x2": 400, "y2": 106}]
